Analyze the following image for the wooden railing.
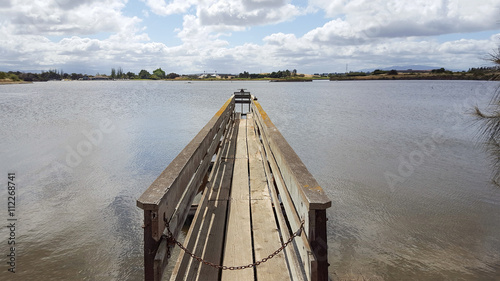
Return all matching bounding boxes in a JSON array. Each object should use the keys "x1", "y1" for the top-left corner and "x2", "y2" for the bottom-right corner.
[
  {"x1": 249, "y1": 96, "x2": 331, "y2": 281},
  {"x1": 137, "y1": 96, "x2": 235, "y2": 281}
]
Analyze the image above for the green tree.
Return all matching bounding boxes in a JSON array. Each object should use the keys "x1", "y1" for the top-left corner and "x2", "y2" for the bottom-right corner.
[
  {"x1": 372, "y1": 69, "x2": 387, "y2": 75},
  {"x1": 138, "y1": 69, "x2": 151, "y2": 79},
  {"x1": 117, "y1": 67, "x2": 124, "y2": 79},
  {"x1": 153, "y1": 68, "x2": 166, "y2": 79},
  {"x1": 111, "y1": 68, "x2": 116, "y2": 79},
  {"x1": 431, "y1": 68, "x2": 446, "y2": 73},
  {"x1": 166, "y1": 72, "x2": 179, "y2": 79},
  {"x1": 126, "y1": 71, "x2": 136, "y2": 79},
  {"x1": 388, "y1": 69, "x2": 398, "y2": 75},
  {"x1": 239, "y1": 71, "x2": 250, "y2": 78}
]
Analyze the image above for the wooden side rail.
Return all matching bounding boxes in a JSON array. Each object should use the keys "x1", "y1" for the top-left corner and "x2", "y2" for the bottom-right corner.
[
  {"x1": 137, "y1": 96, "x2": 235, "y2": 281},
  {"x1": 250, "y1": 96, "x2": 331, "y2": 281}
]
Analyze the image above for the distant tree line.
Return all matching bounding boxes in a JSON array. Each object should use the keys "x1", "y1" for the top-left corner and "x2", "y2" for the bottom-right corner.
[
  {"x1": 238, "y1": 69, "x2": 300, "y2": 79},
  {"x1": 1, "y1": 69, "x2": 76, "y2": 81},
  {"x1": 0, "y1": 67, "x2": 181, "y2": 82}
]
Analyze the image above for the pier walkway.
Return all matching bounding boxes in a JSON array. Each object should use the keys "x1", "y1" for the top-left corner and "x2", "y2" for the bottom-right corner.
[{"x1": 137, "y1": 91, "x2": 331, "y2": 281}]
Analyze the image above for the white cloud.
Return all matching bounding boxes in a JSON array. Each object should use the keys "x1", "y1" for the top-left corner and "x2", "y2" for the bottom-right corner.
[
  {"x1": 2, "y1": 0, "x2": 140, "y2": 36},
  {"x1": 303, "y1": 19, "x2": 372, "y2": 45},
  {"x1": 142, "y1": 0, "x2": 197, "y2": 16},
  {"x1": 197, "y1": 0, "x2": 300, "y2": 27},
  {"x1": 308, "y1": 0, "x2": 500, "y2": 39}
]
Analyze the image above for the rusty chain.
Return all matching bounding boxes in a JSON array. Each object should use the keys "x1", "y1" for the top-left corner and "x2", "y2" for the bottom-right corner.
[{"x1": 163, "y1": 218, "x2": 305, "y2": 270}]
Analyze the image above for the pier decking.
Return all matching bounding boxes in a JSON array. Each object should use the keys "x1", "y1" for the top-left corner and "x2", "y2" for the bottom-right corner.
[{"x1": 137, "y1": 91, "x2": 331, "y2": 281}]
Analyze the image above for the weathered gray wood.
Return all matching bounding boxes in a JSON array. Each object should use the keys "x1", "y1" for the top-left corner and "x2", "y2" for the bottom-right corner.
[
  {"x1": 170, "y1": 174, "x2": 212, "y2": 281},
  {"x1": 247, "y1": 114, "x2": 291, "y2": 280},
  {"x1": 250, "y1": 111, "x2": 316, "y2": 280},
  {"x1": 221, "y1": 118, "x2": 254, "y2": 281},
  {"x1": 252, "y1": 117, "x2": 308, "y2": 281},
  {"x1": 250, "y1": 98, "x2": 329, "y2": 281},
  {"x1": 169, "y1": 110, "x2": 229, "y2": 238},
  {"x1": 249, "y1": 98, "x2": 330, "y2": 210},
  {"x1": 196, "y1": 121, "x2": 238, "y2": 279},
  {"x1": 170, "y1": 117, "x2": 238, "y2": 281},
  {"x1": 139, "y1": 97, "x2": 234, "y2": 281},
  {"x1": 151, "y1": 107, "x2": 232, "y2": 281},
  {"x1": 144, "y1": 210, "x2": 161, "y2": 281}
]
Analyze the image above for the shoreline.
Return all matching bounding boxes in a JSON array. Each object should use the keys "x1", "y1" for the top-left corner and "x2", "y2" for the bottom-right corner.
[{"x1": 0, "y1": 80, "x2": 32, "y2": 85}]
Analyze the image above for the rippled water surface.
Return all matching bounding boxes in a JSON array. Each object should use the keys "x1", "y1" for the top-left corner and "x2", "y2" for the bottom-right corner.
[{"x1": 1, "y1": 80, "x2": 499, "y2": 280}]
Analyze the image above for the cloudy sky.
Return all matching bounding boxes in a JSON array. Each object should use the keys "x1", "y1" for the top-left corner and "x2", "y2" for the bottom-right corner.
[{"x1": 0, "y1": 0, "x2": 499, "y2": 75}]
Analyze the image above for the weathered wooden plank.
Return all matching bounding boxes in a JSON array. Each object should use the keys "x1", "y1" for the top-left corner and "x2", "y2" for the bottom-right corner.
[
  {"x1": 247, "y1": 114, "x2": 269, "y2": 199},
  {"x1": 221, "y1": 118, "x2": 254, "y2": 281},
  {"x1": 247, "y1": 113, "x2": 291, "y2": 280}
]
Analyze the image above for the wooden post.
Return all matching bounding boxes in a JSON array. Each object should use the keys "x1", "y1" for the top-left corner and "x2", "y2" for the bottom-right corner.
[
  {"x1": 310, "y1": 209, "x2": 328, "y2": 281},
  {"x1": 144, "y1": 210, "x2": 160, "y2": 281}
]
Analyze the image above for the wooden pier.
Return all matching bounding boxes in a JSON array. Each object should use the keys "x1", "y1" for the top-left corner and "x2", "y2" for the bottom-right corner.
[{"x1": 137, "y1": 91, "x2": 331, "y2": 281}]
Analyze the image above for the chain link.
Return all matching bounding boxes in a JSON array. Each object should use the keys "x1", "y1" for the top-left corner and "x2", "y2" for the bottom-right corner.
[{"x1": 163, "y1": 218, "x2": 305, "y2": 270}]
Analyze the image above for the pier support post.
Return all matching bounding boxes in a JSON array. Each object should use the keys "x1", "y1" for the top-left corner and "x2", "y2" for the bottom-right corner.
[
  {"x1": 143, "y1": 210, "x2": 160, "y2": 281},
  {"x1": 310, "y1": 209, "x2": 328, "y2": 281}
]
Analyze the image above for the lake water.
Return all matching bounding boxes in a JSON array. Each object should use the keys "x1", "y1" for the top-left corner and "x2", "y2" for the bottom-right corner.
[{"x1": 1, "y1": 80, "x2": 499, "y2": 280}]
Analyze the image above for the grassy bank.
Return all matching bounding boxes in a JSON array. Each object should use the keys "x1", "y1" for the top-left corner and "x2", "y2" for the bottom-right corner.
[{"x1": 0, "y1": 79, "x2": 31, "y2": 85}]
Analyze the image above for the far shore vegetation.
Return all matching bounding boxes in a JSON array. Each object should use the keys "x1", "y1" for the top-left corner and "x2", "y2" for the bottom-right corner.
[
  {"x1": 329, "y1": 67, "x2": 500, "y2": 81},
  {"x1": 1, "y1": 65, "x2": 500, "y2": 84}
]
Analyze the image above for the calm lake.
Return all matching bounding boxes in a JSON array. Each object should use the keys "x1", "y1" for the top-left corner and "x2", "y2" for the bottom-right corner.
[{"x1": 1, "y1": 80, "x2": 499, "y2": 280}]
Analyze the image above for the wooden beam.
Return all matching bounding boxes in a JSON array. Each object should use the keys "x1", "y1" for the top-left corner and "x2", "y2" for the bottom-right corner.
[{"x1": 221, "y1": 118, "x2": 254, "y2": 281}]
